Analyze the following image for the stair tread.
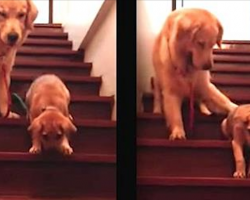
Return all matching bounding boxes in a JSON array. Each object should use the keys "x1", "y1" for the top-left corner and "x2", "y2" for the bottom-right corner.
[
  {"x1": 212, "y1": 76, "x2": 250, "y2": 85},
  {"x1": 34, "y1": 23, "x2": 62, "y2": 28},
  {"x1": 214, "y1": 48, "x2": 250, "y2": 54},
  {"x1": 18, "y1": 47, "x2": 77, "y2": 55},
  {"x1": 24, "y1": 38, "x2": 72, "y2": 46},
  {"x1": 14, "y1": 58, "x2": 92, "y2": 68},
  {"x1": 11, "y1": 73, "x2": 101, "y2": 83},
  {"x1": 214, "y1": 54, "x2": 250, "y2": 63},
  {"x1": 29, "y1": 31, "x2": 67, "y2": 37},
  {"x1": 222, "y1": 40, "x2": 250, "y2": 44},
  {"x1": 138, "y1": 176, "x2": 250, "y2": 187},
  {"x1": 212, "y1": 64, "x2": 250, "y2": 73},
  {"x1": 0, "y1": 152, "x2": 116, "y2": 163},
  {"x1": 137, "y1": 138, "x2": 230, "y2": 148},
  {"x1": 0, "y1": 118, "x2": 116, "y2": 127}
]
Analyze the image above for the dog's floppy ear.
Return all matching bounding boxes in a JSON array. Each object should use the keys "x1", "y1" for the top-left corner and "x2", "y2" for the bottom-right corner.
[
  {"x1": 26, "y1": 0, "x2": 38, "y2": 30},
  {"x1": 61, "y1": 118, "x2": 77, "y2": 135},
  {"x1": 216, "y1": 21, "x2": 223, "y2": 48},
  {"x1": 28, "y1": 118, "x2": 43, "y2": 134}
]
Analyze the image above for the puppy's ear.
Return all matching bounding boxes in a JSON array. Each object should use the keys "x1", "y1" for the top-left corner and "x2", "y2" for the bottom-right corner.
[
  {"x1": 216, "y1": 21, "x2": 223, "y2": 48},
  {"x1": 28, "y1": 118, "x2": 43, "y2": 134},
  {"x1": 26, "y1": 0, "x2": 38, "y2": 30},
  {"x1": 61, "y1": 118, "x2": 77, "y2": 135}
]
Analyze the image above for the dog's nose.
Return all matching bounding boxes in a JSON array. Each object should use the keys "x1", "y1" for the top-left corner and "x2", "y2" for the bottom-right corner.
[{"x1": 7, "y1": 32, "x2": 19, "y2": 45}]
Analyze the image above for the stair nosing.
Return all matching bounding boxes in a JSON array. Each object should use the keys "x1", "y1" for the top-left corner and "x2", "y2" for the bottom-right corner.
[
  {"x1": 0, "y1": 152, "x2": 116, "y2": 163},
  {"x1": 137, "y1": 138, "x2": 231, "y2": 148},
  {"x1": 137, "y1": 176, "x2": 250, "y2": 187}
]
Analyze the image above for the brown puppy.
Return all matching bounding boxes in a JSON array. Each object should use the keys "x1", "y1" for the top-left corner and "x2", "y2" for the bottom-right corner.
[
  {"x1": 221, "y1": 105, "x2": 250, "y2": 178},
  {"x1": 152, "y1": 8, "x2": 237, "y2": 140},
  {"x1": 0, "y1": 0, "x2": 38, "y2": 118},
  {"x1": 26, "y1": 74, "x2": 77, "y2": 155}
]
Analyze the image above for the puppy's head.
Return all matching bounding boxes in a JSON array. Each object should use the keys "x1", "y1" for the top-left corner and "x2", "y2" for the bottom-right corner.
[
  {"x1": 0, "y1": 0, "x2": 38, "y2": 47},
  {"x1": 27, "y1": 110, "x2": 77, "y2": 148},
  {"x1": 168, "y1": 9, "x2": 223, "y2": 72}
]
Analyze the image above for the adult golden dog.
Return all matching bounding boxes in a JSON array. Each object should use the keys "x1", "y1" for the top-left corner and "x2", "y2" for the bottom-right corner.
[
  {"x1": 26, "y1": 74, "x2": 77, "y2": 155},
  {"x1": 0, "y1": 0, "x2": 38, "y2": 118},
  {"x1": 152, "y1": 8, "x2": 238, "y2": 140}
]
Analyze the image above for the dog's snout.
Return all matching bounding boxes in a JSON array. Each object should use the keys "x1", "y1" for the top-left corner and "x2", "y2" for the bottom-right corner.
[{"x1": 7, "y1": 32, "x2": 19, "y2": 45}]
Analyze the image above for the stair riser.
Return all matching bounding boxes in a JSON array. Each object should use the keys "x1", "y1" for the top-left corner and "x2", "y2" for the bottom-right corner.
[
  {"x1": 137, "y1": 185, "x2": 250, "y2": 200},
  {"x1": 33, "y1": 28, "x2": 64, "y2": 33},
  {"x1": 0, "y1": 162, "x2": 115, "y2": 198},
  {"x1": 137, "y1": 117, "x2": 225, "y2": 140},
  {"x1": 28, "y1": 34, "x2": 67, "y2": 40},
  {"x1": 0, "y1": 124, "x2": 116, "y2": 154},
  {"x1": 12, "y1": 67, "x2": 91, "y2": 77},
  {"x1": 10, "y1": 80, "x2": 100, "y2": 97},
  {"x1": 22, "y1": 43, "x2": 72, "y2": 49},
  {"x1": 138, "y1": 146, "x2": 234, "y2": 177}
]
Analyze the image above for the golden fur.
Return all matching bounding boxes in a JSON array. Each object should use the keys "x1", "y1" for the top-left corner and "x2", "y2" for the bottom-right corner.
[
  {"x1": 221, "y1": 105, "x2": 250, "y2": 178},
  {"x1": 0, "y1": 0, "x2": 38, "y2": 118},
  {"x1": 26, "y1": 74, "x2": 77, "y2": 155},
  {"x1": 152, "y1": 8, "x2": 238, "y2": 140}
]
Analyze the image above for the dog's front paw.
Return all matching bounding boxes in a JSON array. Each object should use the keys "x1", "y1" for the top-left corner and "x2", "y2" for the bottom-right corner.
[
  {"x1": 169, "y1": 130, "x2": 186, "y2": 140},
  {"x1": 29, "y1": 146, "x2": 41, "y2": 154},
  {"x1": 199, "y1": 103, "x2": 212, "y2": 116},
  {"x1": 61, "y1": 145, "x2": 73, "y2": 155},
  {"x1": 233, "y1": 170, "x2": 246, "y2": 178}
]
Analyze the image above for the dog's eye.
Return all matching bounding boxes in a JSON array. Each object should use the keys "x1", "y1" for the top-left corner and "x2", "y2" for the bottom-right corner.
[
  {"x1": 17, "y1": 12, "x2": 25, "y2": 19},
  {"x1": 0, "y1": 11, "x2": 7, "y2": 18}
]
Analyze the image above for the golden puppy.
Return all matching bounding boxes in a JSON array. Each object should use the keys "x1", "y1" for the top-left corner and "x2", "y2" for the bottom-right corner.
[
  {"x1": 152, "y1": 8, "x2": 238, "y2": 140},
  {"x1": 0, "y1": 0, "x2": 38, "y2": 118},
  {"x1": 221, "y1": 105, "x2": 250, "y2": 178},
  {"x1": 26, "y1": 74, "x2": 77, "y2": 155}
]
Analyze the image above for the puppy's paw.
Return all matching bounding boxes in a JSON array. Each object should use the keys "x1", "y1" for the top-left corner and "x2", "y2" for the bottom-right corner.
[
  {"x1": 7, "y1": 112, "x2": 20, "y2": 119},
  {"x1": 233, "y1": 170, "x2": 246, "y2": 178},
  {"x1": 169, "y1": 130, "x2": 186, "y2": 140},
  {"x1": 61, "y1": 145, "x2": 73, "y2": 155},
  {"x1": 29, "y1": 146, "x2": 41, "y2": 154}
]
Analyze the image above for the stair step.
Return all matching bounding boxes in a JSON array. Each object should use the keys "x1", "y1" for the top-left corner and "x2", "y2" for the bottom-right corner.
[
  {"x1": 214, "y1": 54, "x2": 250, "y2": 63},
  {"x1": 137, "y1": 113, "x2": 225, "y2": 140},
  {"x1": 214, "y1": 48, "x2": 250, "y2": 55},
  {"x1": 16, "y1": 47, "x2": 81, "y2": 60},
  {"x1": 10, "y1": 74, "x2": 101, "y2": 96},
  {"x1": 142, "y1": 92, "x2": 250, "y2": 113},
  {"x1": 212, "y1": 63, "x2": 250, "y2": 73},
  {"x1": 0, "y1": 118, "x2": 116, "y2": 154},
  {"x1": 23, "y1": 38, "x2": 72, "y2": 48},
  {"x1": 137, "y1": 177, "x2": 250, "y2": 200},
  {"x1": 28, "y1": 31, "x2": 68, "y2": 39},
  {"x1": 0, "y1": 153, "x2": 116, "y2": 198},
  {"x1": 13, "y1": 95, "x2": 114, "y2": 120},
  {"x1": 34, "y1": 24, "x2": 62, "y2": 28},
  {"x1": 33, "y1": 27, "x2": 63, "y2": 33},
  {"x1": 222, "y1": 40, "x2": 250, "y2": 45},
  {"x1": 13, "y1": 59, "x2": 92, "y2": 77},
  {"x1": 0, "y1": 197, "x2": 114, "y2": 200},
  {"x1": 137, "y1": 139, "x2": 233, "y2": 177}
]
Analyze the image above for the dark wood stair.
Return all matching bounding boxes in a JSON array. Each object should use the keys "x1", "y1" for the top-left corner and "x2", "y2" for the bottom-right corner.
[
  {"x1": 0, "y1": 24, "x2": 116, "y2": 199},
  {"x1": 137, "y1": 41, "x2": 250, "y2": 199}
]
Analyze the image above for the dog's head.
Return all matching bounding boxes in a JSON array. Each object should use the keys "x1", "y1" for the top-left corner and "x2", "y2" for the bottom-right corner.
[
  {"x1": 0, "y1": 0, "x2": 38, "y2": 47},
  {"x1": 27, "y1": 110, "x2": 77, "y2": 147},
  {"x1": 168, "y1": 9, "x2": 223, "y2": 72}
]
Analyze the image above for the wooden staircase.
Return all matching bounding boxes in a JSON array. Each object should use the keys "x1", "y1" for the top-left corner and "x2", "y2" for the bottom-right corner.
[
  {"x1": 137, "y1": 41, "x2": 250, "y2": 199},
  {"x1": 0, "y1": 24, "x2": 116, "y2": 200}
]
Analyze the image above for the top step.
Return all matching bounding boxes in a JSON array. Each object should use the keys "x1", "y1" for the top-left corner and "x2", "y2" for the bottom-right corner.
[{"x1": 34, "y1": 23, "x2": 62, "y2": 28}]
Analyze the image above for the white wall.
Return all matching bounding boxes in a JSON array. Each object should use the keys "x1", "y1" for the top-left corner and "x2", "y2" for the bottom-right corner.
[
  {"x1": 33, "y1": 0, "x2": 49, "y2": 23},
  {"x1": 53, "y1": 0, "x2": 104, "y2": 50},
  {"x1": 137, "y1": 0, "x2": 172, "y2": 112},
  {"x1": 177, "y1": 0, "x2": 250, "y2": 40},
  {"x1": 84, "y1": 2, "x2": 116, "y2": 121}
]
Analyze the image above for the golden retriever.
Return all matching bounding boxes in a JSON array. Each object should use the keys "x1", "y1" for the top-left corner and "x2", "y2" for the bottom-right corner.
[
  {"x1": 221, "y1": 105, "x2": 250, "y2": 178},
  {"x1": 152, "y1": 8, "x2": 238, "y2": 140},
  {"x1": 26, "y1": 74, "x2": 77, "y2": 155},
  {"x1": 0, "y1": 0, "x2": 38, "y2": 118}
]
